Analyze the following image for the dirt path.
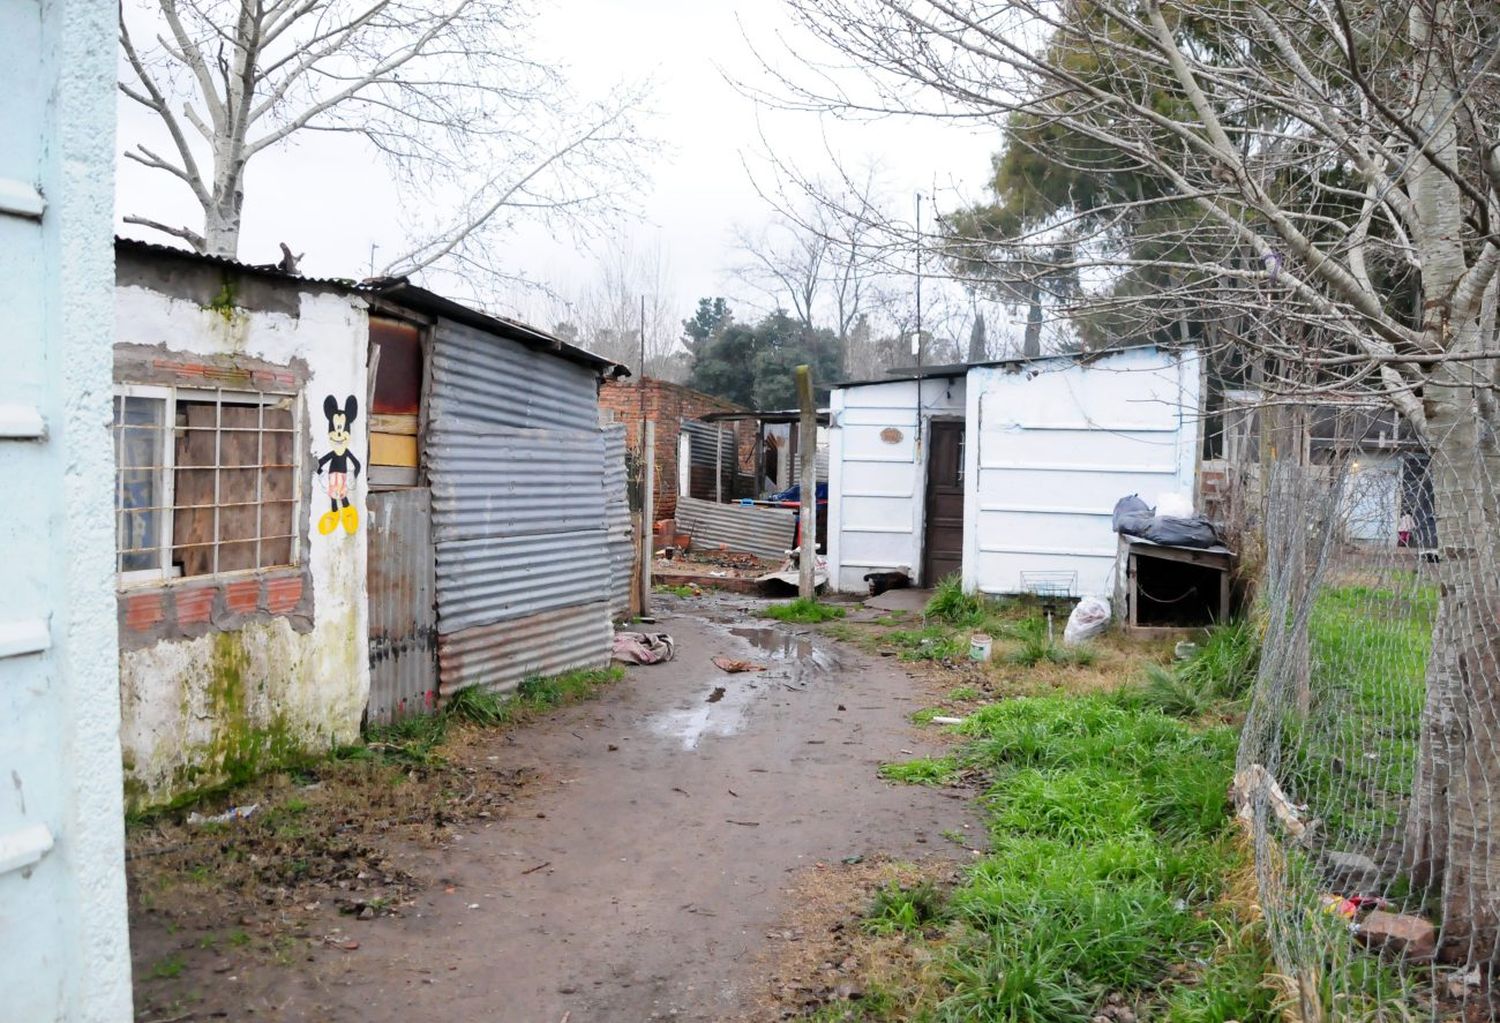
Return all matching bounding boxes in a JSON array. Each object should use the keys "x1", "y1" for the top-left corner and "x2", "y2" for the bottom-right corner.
[{"x1": 132, "y1": 598, "x2": 974, "y2": 1021}]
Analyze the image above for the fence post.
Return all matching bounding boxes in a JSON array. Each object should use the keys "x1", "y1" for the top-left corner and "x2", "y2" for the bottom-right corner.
[
  {"x1": 797, "y1": 365, "x2": 816, "y2": 600},
  {"x1": 640, "y1": 419, "x2": 655, "y2": 615}
]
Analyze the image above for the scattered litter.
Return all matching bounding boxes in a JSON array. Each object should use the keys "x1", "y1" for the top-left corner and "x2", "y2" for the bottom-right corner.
[
  {"x1": 521, "y1": 861, "x2": 551, "y2": 876},
  {"x1": 671, "y1": 786, "x2": 690, "y2": 797},
  {"x1": 726, "y1": 819, "x2": 761, "y2": 827},
  {"x1": 712, "y1": 656, "x2": 766, "y2": 673},
  {"x1": 931, "y1": 716, "x2": 965, "y2": 726},
  {"x1": 727, "y1": 788, "x2": 739, "y2": 797},
  {"x1": 322, "y1": 936, "x2": 360, "y2": 951},
  {"x1": 706, "y1": 687, "x2": 726, "y2": 703},
  {"x1": 612, "y1": 631, "x2": 675, "y2": 664},
  {"x1": 1174, "y1": 640, "x2": 1199, "y2": 660},
  {"x1": 188, "y1": 803, "x2": 259, "y2": 825},
  {"x1": 968, "y1": 633, "x2": 993, "y2": 662},
  {"x1": 1231, "y1": 763, "x2": 1308, "y2": 840},
  {"x1": 841, "y1": 855, "x2": 864, "y2": 865}
]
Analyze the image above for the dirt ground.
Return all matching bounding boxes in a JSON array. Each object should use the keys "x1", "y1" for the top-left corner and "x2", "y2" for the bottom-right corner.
[{"x1": 129, "y1": 596, "x2": 978, "y2": 1022}]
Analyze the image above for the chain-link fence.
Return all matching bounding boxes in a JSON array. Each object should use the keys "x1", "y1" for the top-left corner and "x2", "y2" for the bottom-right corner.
[{"x1": 1235, "y1": 409, "x2": 1499, "y2": 1021}]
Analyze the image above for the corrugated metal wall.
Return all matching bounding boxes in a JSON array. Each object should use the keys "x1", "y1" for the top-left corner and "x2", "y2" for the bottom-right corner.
[
  {"x1": 676, "y1": 495, "x2": 796, "y2": 559},
  {"x1": 603, "y1": 424, "x2": 632, "y2": 619},
  {"x1": 366, "y1": 489, "x2": 437, "y2": 723},
  {"x1": 427, "y1": 320, "x2": 613, "y2": 697}
]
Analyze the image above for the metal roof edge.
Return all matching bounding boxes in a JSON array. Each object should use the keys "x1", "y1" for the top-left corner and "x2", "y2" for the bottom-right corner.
[
  {"x1": 377, "y1": 282, "x2": 629, "y2": 379},
  {"x1": 115, "y1": 236, "x2": 365, "y2": 291},
  {"x1": 831, "y1": 343, "x2": 1194, "y2": 390}
]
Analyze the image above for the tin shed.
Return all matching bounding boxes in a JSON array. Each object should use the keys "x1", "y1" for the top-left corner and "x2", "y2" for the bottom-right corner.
[
  {"x1": 376, "y1": 286, "x2": 630, "y2": 699},
  {"x1": 827, "y1": 346, "x2": 1202, "y2": 597}
]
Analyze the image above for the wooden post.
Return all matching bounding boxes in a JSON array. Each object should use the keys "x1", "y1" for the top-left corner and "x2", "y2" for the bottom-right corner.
[
  {"x1": 641, "y1": 419, "x2": 655, "y2": 615},
  {"x1": 796, "y1": 365, "x2": 816, "y2": 600},
  {"x1": 715, "y1": 423, "x2": 724, "y2": 503}
]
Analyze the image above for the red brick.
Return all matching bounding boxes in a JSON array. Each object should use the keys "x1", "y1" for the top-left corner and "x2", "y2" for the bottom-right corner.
[
  {"x1": 125, "y1": 592, "x2": 166, "y2": 632},
  {"x1": 265, "y1": 574, "x2": 303, "y2": 615},
  {"x1": 224, "y1": 579, "x2": 260, "y2": 613},
  {"x1": 174, "y1": 587, "x2": 216, "y2": 625}
]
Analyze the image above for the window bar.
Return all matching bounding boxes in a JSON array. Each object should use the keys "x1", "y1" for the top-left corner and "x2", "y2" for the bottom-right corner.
[
  {"x1": 161, "y1": 392, "x2": 176, "y2": 579},
  {"x1": 255, "y1": 398, "x2": 264, "y2": 569},
  {"x1": 212, "y1": 389, "x2": 222, "y2": 575}
]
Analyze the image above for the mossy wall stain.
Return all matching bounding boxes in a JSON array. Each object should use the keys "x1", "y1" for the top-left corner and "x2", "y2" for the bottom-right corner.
[{"x1": 121, "y1": 615, "x2": 364, "y2": 812}]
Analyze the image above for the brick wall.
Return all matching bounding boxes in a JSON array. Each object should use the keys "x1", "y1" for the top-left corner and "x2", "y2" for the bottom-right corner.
[{"x1": 599, "y1": 377, "x2": 750, "y2": 518}]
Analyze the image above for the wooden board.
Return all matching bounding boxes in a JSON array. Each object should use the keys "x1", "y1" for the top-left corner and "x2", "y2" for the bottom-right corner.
[
  {"x1": 370, "y1": 413, "x2": 418, "y2": 436},
  {"x1": 371, "y1": 432, "x2": 418, "y2": 468}
]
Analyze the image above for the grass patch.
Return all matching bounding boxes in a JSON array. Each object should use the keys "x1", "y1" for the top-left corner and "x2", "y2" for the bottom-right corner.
[
  {"x1": 886, "y1": 626, "x2": 969, "y2": 662},
  {"x1": 340, "y1": 667, "x2": 625, "y2": 766},
  {"x1": 764, "y1": 597, "x2": 848, "y2": 624},
  {"x1": 1006, "y1": 616, "x2": 1097, "y2": 667},
  {"x1": 926, "y1": 574, "x2": 988, "y2": 626},
  {"x1": 654, "y1": 583, "x2": 698, "y2": 598},
  {"x1": 148, "y1": 954, "x2": 186, "y2": 980},
  {"x1": 879, "y1": 756, "x2": 957, "y2": 785},
  {"x1": 867, "y1": 880, "x2": 948, "y2": 934}
]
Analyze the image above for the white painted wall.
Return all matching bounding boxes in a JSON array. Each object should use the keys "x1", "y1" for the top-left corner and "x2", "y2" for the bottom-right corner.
[
  {"x1": 964, "y1": 348, "x2": 1201, "y2": 596},
  {"x1": 0, "y1": 0, "x2": 134, "y2": 1013},
  {"x1": 827, "y1": 376, "x2": 966, "y2": 591},
  {"x1": 114, "y1": 278, "x2": 371, "y2": 807},
  {"x1": 1342, "y1": 453, "x2": 1400, "y2": 544}
]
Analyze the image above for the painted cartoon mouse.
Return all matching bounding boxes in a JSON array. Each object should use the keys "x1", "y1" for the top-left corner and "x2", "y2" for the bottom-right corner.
[{"x1": 315, "y1": 394, "x2": 362, "y2": 535}]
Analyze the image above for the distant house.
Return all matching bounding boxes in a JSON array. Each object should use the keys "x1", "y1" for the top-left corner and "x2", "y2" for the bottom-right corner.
[
  {"x1": 112, "y1": 240, "x2": 629, "y2": 809},
  {"x1": 827, "y1": 346, "x2": 1203, "y2": 596},
  {"x1": 598, "y1": 377, "x2": 749, "y2": 519}
]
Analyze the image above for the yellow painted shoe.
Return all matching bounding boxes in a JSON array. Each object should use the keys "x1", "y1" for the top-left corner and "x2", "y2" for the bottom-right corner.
[
  {"x1": 341, "y1": 505, "x2": 360, "y2": 533},
  {"x1": 318, "y1": 510, "x2": 339, "y2": 535}
]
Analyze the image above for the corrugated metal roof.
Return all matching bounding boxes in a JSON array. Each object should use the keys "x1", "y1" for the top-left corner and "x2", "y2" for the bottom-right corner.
[
  {"x1": 380, "y1": 282, "x2": 627, "y2": 377},
  {"x1": 677, "y1": 495, "x2": 796, "y2": 560},
  {"x1": 115, "y1": 236, "x2": 366, "y2": 290},
  {"x1": 833, "y1": 343, "x2": 1174, "y2": 389}
]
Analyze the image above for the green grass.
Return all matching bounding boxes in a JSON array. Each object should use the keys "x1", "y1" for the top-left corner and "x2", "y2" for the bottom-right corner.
[
  {"x1": 926, "y1": 574, "x2": 988, "y2": 626},
  {"x1": 886, "y1": 625, "x2": 969, "y2": 662},
  {"x1": 339, "y1": 667, "x2": 624, "y2": 765},
  {"x1": 764, "y1": 597, "x2": 848, "y2": 623},
  {"x1": 879, "y1": 756, "x2": 957, "y2": 785},
  {"x1": 148, "y1": 954, "x2": 187, "y2": 980},
  {"x1": 867, "y1": 880, "x2": 948, "y2": 934},
  {"x1": 948, "y1": 686, "x2": 981, "y2": 702},
  {"x1": 1005, "y1": 616, "x2": 1097, "y2": 667},
  {"x1": 654, "y1": 583, "x2": 698, "y2": 598},
  {"x1": 879, "y1": 690, "x2": 1263, "y2": 1023}
]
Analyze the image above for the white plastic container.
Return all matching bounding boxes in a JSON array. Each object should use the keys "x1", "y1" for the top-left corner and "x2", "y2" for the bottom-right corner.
[{"x1": 969, "y1": 633, "x2": 993, "y2": 662}]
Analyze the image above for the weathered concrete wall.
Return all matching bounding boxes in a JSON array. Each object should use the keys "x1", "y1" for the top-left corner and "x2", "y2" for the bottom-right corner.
[
  {"x1": 114, "y1": 253, "x2": 370, "y2": 808},
  {"x1": 0, "y1": 0, "x2": 134, "y2": 1013}
]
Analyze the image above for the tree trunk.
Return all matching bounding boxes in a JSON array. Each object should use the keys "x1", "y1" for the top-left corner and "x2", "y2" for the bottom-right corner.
[
  {"x1": 1403, "y1": 372, "x2": 1500, "y2": 965},
  {"x1": 1023, "y1": 284, "x2": 1042, "y2": 357}
]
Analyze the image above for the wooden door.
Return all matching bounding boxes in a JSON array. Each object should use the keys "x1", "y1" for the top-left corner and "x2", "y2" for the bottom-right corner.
[{"x1": 923, "y1": 421, "x2": 966, "y2": 585}]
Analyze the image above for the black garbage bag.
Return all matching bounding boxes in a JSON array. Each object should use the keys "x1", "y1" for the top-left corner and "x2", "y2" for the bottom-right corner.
[
  {"x1": 1112, "y1": 494, "x2": 1154, "y2": 537},
  {"x1": 1142, "y1": 515, "x2": 1222, "y2": 549}
]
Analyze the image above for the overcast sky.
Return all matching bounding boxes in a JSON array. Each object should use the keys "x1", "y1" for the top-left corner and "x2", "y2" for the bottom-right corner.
[{"x1": 114, "y1": 0, "x2": 1003, "y2": 332}]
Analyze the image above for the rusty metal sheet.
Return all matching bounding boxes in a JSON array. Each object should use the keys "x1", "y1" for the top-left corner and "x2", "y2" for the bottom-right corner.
[
  {"x1": 438, "y1": 602, "x2": 613, "y2": 698},
  {"x1": 428, "y1": 319, "x2": 601, "y2": 433},
  {"x1": 366, "y1": 489, "x2": 437, "y2": 724},
  {"x1": 676, "y1": 495, "x2": 796, "y2": 560}
]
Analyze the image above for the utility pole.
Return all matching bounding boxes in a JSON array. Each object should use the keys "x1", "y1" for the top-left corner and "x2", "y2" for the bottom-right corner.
[{"x1": 796, "y1": 365, "x2": 817, "y2": 600}]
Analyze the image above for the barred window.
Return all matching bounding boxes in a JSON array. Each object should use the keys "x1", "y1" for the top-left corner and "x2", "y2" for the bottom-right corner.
[{"x1": 114, "y1": 385, "x2": 301, "y2": 584}]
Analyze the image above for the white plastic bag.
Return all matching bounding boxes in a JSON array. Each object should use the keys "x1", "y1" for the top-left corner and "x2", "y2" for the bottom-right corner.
[
  {"x1": 1063, "y1": 596, "x2": 1111, "y2": 645},
  {"x1": 1155, "y1": 491, "x2": 1195, "y2": 519}
]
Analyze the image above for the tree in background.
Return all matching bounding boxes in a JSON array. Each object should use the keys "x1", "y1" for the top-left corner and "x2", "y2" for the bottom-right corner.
[
  {"x1": 681, "y1": 298, "x2": 733, "y2": 357},
  {"x1": 686, "y1": 308, "x2": 840, "y2": 408},
  {"x1": 118, "y1": 0, "x2": 651, "y2": 283}
]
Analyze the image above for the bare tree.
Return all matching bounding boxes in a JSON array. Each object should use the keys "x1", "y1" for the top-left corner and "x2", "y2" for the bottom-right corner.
[
  {"x1": 118, "y1": 0, "x2": 651, "y2": 275},
  {"x1": 774, "y1": 0, "x2": 1500, "y2": 963},
  {"x1": 549, "y1": 238, "x2": 681, "y2": 379}
]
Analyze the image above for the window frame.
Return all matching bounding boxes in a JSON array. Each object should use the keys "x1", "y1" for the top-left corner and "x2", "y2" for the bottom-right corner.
[{"x1": 113, "y1": 383, "x2": 304, "y2": 589}]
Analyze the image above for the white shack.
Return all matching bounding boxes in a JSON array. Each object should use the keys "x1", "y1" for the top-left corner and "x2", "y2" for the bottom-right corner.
[{"x1": 827, "y1": 346, "x2": 1202, "y2": 597}]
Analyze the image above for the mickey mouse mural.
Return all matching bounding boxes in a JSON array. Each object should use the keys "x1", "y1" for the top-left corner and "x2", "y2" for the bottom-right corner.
[{"x1": 315, "y1": 395, "x2": 362, "y2": 535}]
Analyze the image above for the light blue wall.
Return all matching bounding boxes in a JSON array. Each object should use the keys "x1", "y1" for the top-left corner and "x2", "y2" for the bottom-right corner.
[{"x1": 0, "y1": 0, "x2": 134, "y2": 1015}]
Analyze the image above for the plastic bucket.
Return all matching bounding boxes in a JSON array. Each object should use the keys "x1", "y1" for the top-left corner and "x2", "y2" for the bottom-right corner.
[{"x1": 969, "y1": 633, "x2": 993, "y2": 662}]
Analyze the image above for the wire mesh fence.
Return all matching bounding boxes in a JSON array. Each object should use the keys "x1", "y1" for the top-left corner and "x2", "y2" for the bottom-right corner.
[{"x1": 1235, "y1": 409, "x2": 1499, "y2": 1021}]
